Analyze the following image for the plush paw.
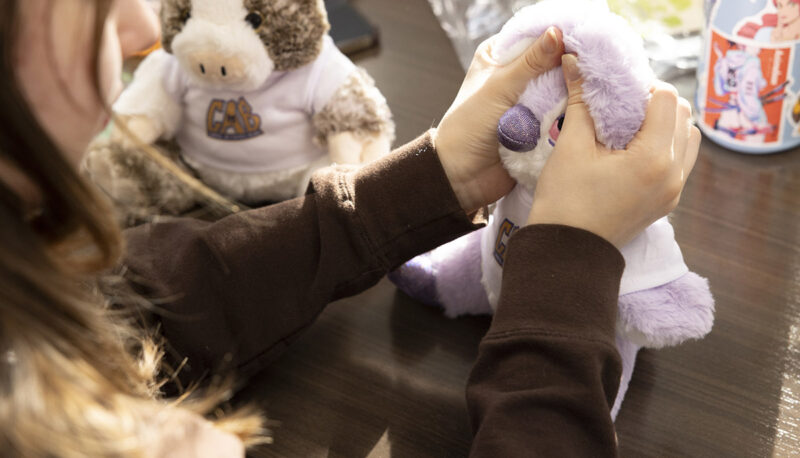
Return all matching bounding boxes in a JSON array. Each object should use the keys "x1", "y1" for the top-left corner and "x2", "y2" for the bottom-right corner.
[
  {"x1": 359, "y1": 131, "x2": 392, "y2": 163},
  {"x1": 617, "y1": 272, "x2": 715, "y2": 348},
  {"x1": 327, "y1": 131, "x2": 391, "y2": 165},
  {"x1": 327, "y1": 131, "x2": 364, "y2": 164},
  {"x1": 389, "y1": 230, "x2": 491, "y2": 318},
  {"x1": 610, "y1": 335, "x2": 641, "y2": 420},
  {"x1": 110, "y1": 114, "x2": 164, "y2": 149},
  {"x1": 388, "y1": 253, "x2": 441, "y2": 307}
]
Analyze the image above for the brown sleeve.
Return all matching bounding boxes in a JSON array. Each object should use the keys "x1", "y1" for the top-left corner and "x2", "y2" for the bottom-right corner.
[
  {"x1": 122, "y1": 131, "x2": 481, "y2": 383},
  {"x1": 467, "y1": 225, "x2": 625, "y2": 457}
]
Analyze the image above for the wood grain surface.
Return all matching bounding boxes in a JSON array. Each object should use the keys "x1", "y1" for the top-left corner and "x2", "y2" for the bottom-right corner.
[{"x1": 240, "y1": 1, "x2": 800, "y2": 456}]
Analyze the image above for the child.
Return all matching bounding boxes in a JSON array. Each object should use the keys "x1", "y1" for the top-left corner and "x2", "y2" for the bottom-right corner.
[{"x1": 0, "y1": 0, "x2": 698, "y2": 455}]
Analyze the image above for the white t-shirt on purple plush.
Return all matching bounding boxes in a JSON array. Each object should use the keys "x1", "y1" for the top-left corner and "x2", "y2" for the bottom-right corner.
[{"x1": 480, "y1": 184, "x2": 690, "y2": 308}]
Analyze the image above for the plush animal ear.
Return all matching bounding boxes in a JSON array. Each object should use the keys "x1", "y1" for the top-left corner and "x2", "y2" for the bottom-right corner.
[
  {"x1": 491, "y1": 0, "x2": 603, "y2": 65},
  {"x1": 563, "y1": 14, "x2": 654, "y2": 149},
  {"x1": 160, "y1": 0, "x2": 193, "y2": 53},
  {"x1": 254, "y1": 0, "x2": 331, "y2": 70},
  {"x1": 492, "y1": 0, "x2": 654, "y2": 150}
]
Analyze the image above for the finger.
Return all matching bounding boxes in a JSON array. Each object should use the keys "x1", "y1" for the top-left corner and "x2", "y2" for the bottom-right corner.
[
  {"x1": 636, "y1": 82, "x2": 680, "y2": 153},
  {"x1": 507, "y1": 27, "x2": 564, "y2": 83},
  {"x1": 683, "y1": 125, "x2": 701, "y2": 179},
  {"x1": 672, "y1": 97, "x2": 693, "y2": 167},
  {"x1": 671, "y1": 125, "x2": 701, "y2": 211},
  {"x1": 470, "y1": 36, "x2": 497, "y2": 70},
  {"x1": 557, "y1": 53, "x2": 597, "y2": 149}
]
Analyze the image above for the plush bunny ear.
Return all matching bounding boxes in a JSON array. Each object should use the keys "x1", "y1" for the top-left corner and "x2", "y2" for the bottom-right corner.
[
  {"x1": 491, "y1": 0, "x2": 607, "y2": 65},
  {"x1": 492, "y1": 0, "x2": 655, "y2": 150}
]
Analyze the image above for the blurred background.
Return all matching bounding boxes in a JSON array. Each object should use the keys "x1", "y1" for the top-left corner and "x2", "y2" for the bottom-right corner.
[{"x1": 426, "y1": 0, "x2": 705, "y2": 78}]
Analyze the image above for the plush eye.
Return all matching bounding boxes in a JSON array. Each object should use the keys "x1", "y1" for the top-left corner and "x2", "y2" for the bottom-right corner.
[
  {"x1": 179, "y1": 9, "x2": 191, "y2": 24},
  {"x1": 548, "y1": 113, "x2": 566, "y2": 146},
  {"x1": 245, "y1": 11, "x2": 264, "y2": 29}
]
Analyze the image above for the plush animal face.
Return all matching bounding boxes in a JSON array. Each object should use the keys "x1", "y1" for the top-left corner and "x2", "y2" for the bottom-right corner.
[
  {"x1": 160, "y1": 0, "x2": 329, "y2": 91},
  {"x1": 492, "y1": 0, "x2": 655, "y2": 189},
  {"x1": 497, "y1": 69, "x2": 567, "y2": 187}
]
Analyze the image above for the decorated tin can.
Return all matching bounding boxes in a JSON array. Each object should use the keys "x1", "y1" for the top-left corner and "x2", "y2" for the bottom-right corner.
[{"x1": 696, "y1": 0, "x2": 800, "y2": 153}]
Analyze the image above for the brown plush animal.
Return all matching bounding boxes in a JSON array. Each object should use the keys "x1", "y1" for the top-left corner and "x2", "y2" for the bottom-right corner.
[{"x1": 85, "y1": 0, "x2": 394, "y2": 225}]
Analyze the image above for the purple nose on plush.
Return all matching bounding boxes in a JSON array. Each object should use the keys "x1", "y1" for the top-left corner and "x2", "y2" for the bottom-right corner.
[{"x1": 498, "y1": 104, "x2": 540, "y2": 152}]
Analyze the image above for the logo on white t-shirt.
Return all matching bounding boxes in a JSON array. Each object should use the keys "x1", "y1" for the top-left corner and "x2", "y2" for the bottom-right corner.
[
  {"x1": 493, "y1": 218, "x2": 520, "y2": 267},
  {"x1": 206, "y1": 97, "x2": 264, "y2": 141}
]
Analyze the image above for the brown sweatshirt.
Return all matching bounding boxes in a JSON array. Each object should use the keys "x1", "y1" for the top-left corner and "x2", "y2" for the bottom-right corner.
[{"x1": 123, "y1": 132, "x2": 624, "y2": 457}]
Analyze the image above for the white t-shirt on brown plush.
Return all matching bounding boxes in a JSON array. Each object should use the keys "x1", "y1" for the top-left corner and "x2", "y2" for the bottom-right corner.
[{"x1": 115, "y1": 35, "x2": 355, "y2": 174}]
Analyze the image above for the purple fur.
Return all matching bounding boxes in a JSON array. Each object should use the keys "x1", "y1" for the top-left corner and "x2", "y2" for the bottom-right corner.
[
  {"x1": 611, "y1": 335, "x2": 641, "y2": 420},
  {"x1": 389, "y1": 230, "x2": 491, "y2": 316},
  {"x1": 494, "y1": 0, "x2": 654, "y2": 150},
  {"x1": 430, "y1": 229, "x2": 492, "y2": 317},
  {"x1": 388, "y1": 254, "x2": 440, "y2": 307},
  {"x1": 618, "y1": 272, "x2": 715, "y2": 349}
]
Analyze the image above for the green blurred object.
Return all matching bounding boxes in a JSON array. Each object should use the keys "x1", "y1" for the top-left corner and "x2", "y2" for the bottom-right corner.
[{"x1": 607, "y1": 0, "x2": 703, "y2": 36}]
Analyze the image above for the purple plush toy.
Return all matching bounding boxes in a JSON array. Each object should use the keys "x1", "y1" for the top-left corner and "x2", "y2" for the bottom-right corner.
[{"x1": 389, "y1": 0, "x2": 715, "y2": 419}]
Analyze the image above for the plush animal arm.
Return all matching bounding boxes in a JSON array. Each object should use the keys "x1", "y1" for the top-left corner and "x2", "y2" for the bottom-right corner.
[
  {"x1": 86, "y1": 49, "x2": 190, "y2": 224},
  {"x1": 313, "y1": 68, "x2": 395, "y2": 164},
  {"x1": 111, "y1": 50, "x2": 182, "y2": 147}
]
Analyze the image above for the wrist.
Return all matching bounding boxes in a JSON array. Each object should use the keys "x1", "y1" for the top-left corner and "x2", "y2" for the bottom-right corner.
[
  {"x1": 431, "y1": 128, "x2": 477, "y2": 214},
  {"x1": 527, "y1": 206, "x2": 624, "y2": 249},
  {"x1": 451, "y1": 182, "x2": 481, "y2": 215}
]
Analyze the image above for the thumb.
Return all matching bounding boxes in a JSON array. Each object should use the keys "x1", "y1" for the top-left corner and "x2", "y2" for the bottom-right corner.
[
  {"x1": 558, "y1": 54, "x2": 597, "y2": 148},
  {"x1": 504, "y1": 28, "x2": 564, "y2": 92}
]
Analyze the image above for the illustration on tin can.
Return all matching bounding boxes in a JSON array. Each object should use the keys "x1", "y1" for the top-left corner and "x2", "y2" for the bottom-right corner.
[
  {"x1": 703, "y1": 28, "x2": 792, "y2": 144},
  {"x1": 791, "y1": 93, "x2": 800, "y2": 135},
  {"x1": 735, "y1": 0, "x2": 800, "y2": 43}
]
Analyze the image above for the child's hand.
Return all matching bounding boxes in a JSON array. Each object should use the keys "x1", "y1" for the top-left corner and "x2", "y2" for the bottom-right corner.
[
  {"x1": 527, "y1": 54, "x2": 700, "y2": 248},
  {"x1": 434, "y1": 28, "x2": 565, "y2": 214}
]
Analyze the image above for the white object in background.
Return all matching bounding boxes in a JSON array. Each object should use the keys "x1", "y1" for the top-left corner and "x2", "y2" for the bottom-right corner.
[{"x1": 427, "y1": 0, "x2": 704, "y2": 79}]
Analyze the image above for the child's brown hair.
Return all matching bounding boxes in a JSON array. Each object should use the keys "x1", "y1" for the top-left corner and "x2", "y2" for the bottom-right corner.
[{"x1": 0, "y1": 0, "x2": 263, "y2": 454}]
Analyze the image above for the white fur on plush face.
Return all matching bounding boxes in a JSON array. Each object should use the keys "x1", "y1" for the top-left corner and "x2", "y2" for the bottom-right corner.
[
  {"x1": 171, "y1": 0, "x2": 274, "y2": 92},
  {"x1": 500, "y1": 68, "x2": 567, "y2": 188}
]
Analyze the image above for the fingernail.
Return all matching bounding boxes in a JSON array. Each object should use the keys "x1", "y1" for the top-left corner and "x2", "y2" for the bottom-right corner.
[
  {"x1": 562, "y1": 54, "x2": 581, "y2": 81},
  {"x1": 543, "y1": 27, "x2": 558, "y2": 54}
]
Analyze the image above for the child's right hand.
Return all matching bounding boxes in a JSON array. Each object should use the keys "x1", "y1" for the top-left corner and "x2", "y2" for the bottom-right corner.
[
  {"x1": 527, "y1": 54, "x2": 700, "y2": 248},
  {"x1": 434, "y1": 27, "x2": 565, "y2": 215}
]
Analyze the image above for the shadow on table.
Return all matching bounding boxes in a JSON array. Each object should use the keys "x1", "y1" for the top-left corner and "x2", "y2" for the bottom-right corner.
[
  {"x1": 615, "y1": 144, "x2": 800, "y2": 457},
  {"x1": 237, "y1": 279, "x2": 490, "y2": 457},
  {"x1": 236, "y1": 146, "x2": 800, "y2": 456}
]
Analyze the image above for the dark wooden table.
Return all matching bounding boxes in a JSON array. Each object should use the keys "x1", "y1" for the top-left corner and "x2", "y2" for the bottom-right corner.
[{"x1": 242, "y1": 1, "x2": 800, "y2": 456}]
